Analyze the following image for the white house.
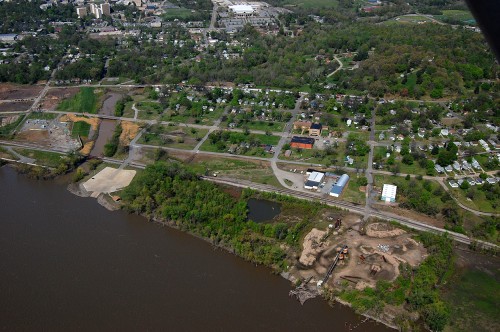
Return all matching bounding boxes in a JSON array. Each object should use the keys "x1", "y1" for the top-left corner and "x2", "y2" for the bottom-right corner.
[{"x1": 381, "y1": 184, "x2": 397, "y2": 202}]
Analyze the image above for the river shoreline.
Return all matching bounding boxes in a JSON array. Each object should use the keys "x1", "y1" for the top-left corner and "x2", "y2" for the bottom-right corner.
[{"x1": 66, "y1": 179, "x2": 400, "y2": 331}]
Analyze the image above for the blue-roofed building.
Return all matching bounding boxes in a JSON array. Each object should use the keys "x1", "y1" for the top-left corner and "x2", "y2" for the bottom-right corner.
[{"x1": 329, "y1": 174, "x2": 349, "y2": 197}]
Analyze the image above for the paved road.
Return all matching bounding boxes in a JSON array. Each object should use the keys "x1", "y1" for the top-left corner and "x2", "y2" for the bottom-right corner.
[
  {"x1": 364, "y1": 106, "x2": 376, "y2": 220},
  {"x1": 435, "y1": 178, "x2": 499, "y2": 217},
  {"x1": 327, "y1": 55, "x2": 343, "y2": 77},
  {"x1": 271, "y1": 96, "x2": 303, "y2": 187},
  {"x1": 119, "y1": 128, "x2": 146, "y2": 170},
  {"x1": 209, "y1": 4, "x2": 218, "y2": 30},
  {"x1": 3, "y1": 146, "x2": 35, "y2": 164},
  {"x1": 193, "y1": 107, "x2": 228, "y2": 152}
]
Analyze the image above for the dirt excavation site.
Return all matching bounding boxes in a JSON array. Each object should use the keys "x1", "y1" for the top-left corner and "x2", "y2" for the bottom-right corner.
[{"x1": 290, "y1": 215, "x2": 427, "y2": 291}]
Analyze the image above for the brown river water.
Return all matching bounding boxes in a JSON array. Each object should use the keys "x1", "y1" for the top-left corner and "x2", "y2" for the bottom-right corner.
[{"x1": 0, "y1": 166, "x2": 391, "y2": 331}]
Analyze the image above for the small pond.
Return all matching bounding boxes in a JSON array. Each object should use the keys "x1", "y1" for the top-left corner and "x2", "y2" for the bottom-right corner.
[{"x1": 247, "y1": 198, "x2": 281, "y2": 223}]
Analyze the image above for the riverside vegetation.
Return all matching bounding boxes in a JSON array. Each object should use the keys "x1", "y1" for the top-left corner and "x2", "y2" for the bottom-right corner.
[{"x1": 120, "y1": 161, "x2": 480, "y2": 331}]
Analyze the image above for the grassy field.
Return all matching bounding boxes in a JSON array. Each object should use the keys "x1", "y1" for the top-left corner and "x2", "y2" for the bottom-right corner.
[
  {"x1": 139, "y1": 125, "x2": 207, "y2": 150},
  {"x1": 13, "y1": 148, "x2": 64, "y2": 167},
  {"x1": 436, "y1": 10, "x2": 475, "y2": 24},
  {"x1": 0, "y1": 146, "x2": 18, "y2": 160},
  {"x1": 280, "y1": 0, "x2": 338, "y2": 9},
  {"x1": 162, "y1": 107, "x2": 224, "y2": 126},
  {"x1": 384, "y1": 15, "x2": 433, "y2": 25},
  {"x1": 0, "y1": 114, "x2": 25, "y2": 137},
  {"x1": 163, "y1": 8, "x2": 195, "y2": 20},
  {"x1": 200, "y1": 132, "x2": 279, "y2": 158},
  {"x1": 223, "y1": 120, "x2": 285, "y2": 133},
  {"x1": 136, "y1": 101, "x2": 162, "y2": 114},
  {"x1": 449, "y1": 187, "x2": 498, "y2": 213},
  {"x1": 71, "y1": 121, "x2": 91, "y2": 138},
  {"x1": 341, "y1": 174, "x2": 366, "y2": 205},
  {"x1": 225, "y1": 167, "x2": 281, "y2": 187},
  {"x1": 186, "y1": 156, "x2": 280, "y2": 186},
  {"x1": 188, "y1": 157, "x2": 267, "y2": 173},
  {"x1": 57, "y1": 87, "x2": 99, "y2": 114},
  {"x1": 444, "y1": 269, "x2": 500, "y2": 332}
]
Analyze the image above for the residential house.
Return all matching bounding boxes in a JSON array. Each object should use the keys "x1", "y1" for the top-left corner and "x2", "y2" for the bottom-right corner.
[{"x1": 435, "y1": 165, "x2": 445, "y2": 173}]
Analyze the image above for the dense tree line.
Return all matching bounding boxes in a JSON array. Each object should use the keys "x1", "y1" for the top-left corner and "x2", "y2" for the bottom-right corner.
[
  {"x1": 121, "y1": 162, "x2": 294, "y2": 267},
  {"x1": 103, "y1": 123, "x2": 123, "y2": 157},
  {"x1": 0, "y1": 0, "x2": 77, "y2": 34}
]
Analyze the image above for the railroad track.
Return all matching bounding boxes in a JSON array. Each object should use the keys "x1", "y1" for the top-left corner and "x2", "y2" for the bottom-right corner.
[{"x1": 201, "y1": 176, "x2": 499, "y2": 251}]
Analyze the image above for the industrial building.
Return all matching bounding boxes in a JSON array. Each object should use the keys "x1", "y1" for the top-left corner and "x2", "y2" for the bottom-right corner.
[
  {"x1": 329, "y1": 174, "x2": 349, "y2": 197},
  {"x1": 304, "y1": 171, "x2": 325, "y2": 190},
  {"x1": 308, "y1": 123, "x2": 322, "y2": 136},
  {"x1": 229, "y1": 4, "x2": 255, "y2": 16},
  {"x1": 290, "y1": 136, "x2": 315, "y2": 149},
  {"x1": 381, "y1": 184, "x2": 397, "y2": 202}
]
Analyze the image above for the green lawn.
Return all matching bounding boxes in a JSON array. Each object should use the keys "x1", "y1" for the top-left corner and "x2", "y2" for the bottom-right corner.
[
  {"x1": 163, "y1": 8, "x2": 195, "y2": 20},
  {"x1": 71, "y1": 121, "x2": 91, "y2": 138},
  {"x1": 57, "y1": 87, "x2": 99, "y2": 114},
  {"x1": 258, "y1": 134, "x2": 280, "y2": 145},
  {"x1": 13, "y1": 148, "x2": 65, "y2": 167},
  {"x1": 444, "y1": 269, "x2": 500, "y2": 332}
]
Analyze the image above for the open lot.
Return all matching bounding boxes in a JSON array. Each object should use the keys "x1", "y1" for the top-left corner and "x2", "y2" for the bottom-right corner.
[
  {"x1": 83, "y1": 167, "x2": 136, "y2": 194},
  {"x1": 292, "y1": 220, "x2": 427, "y2": 290},
  {"x1": 41, "y1": 87, "x2": 80, "y2": 111},
  {"x1": 0, "y1": 83, "x2": 43, "y2": 100},
  {"x1": 16, "y1": 116, "x2": 81, "y2": 152},
  {"x1": 0, "y1": 101, "x2": 32, "y2": 113},
  {"x1": 12, "y1": 148, "x2": 65, "y2": 167},
  {"x1": 57, "y1": 87, "x2": 100, "y2": 114},
  {"x1": 139, "y1": 124, "x2": 207, "y2": 150}
]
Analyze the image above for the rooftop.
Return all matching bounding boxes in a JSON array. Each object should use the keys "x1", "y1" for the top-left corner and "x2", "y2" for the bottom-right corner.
[
  {"x1": 291, "y1": 136, "x2": 315, "y2": 144},
  {"x1": 382, "y1": 184, "x2": 397, "y2": 199}
]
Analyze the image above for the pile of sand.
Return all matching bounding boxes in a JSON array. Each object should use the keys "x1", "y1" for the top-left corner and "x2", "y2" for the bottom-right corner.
[
  {"x1": 60, "y1": 113, "x2": 100, "y2": 130},
  {"x1": 299, "y1": 228, "x2": 329, "y2": 266},
  {"x1": 366, "y1": 223, "x2": 406, "y2": 238},
  {"x1": 80, "y1": 141, "x2": 94, "y2": 156},
  {"x1": 120, "y1": 121, "x2": 140, "y2": 145}
]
